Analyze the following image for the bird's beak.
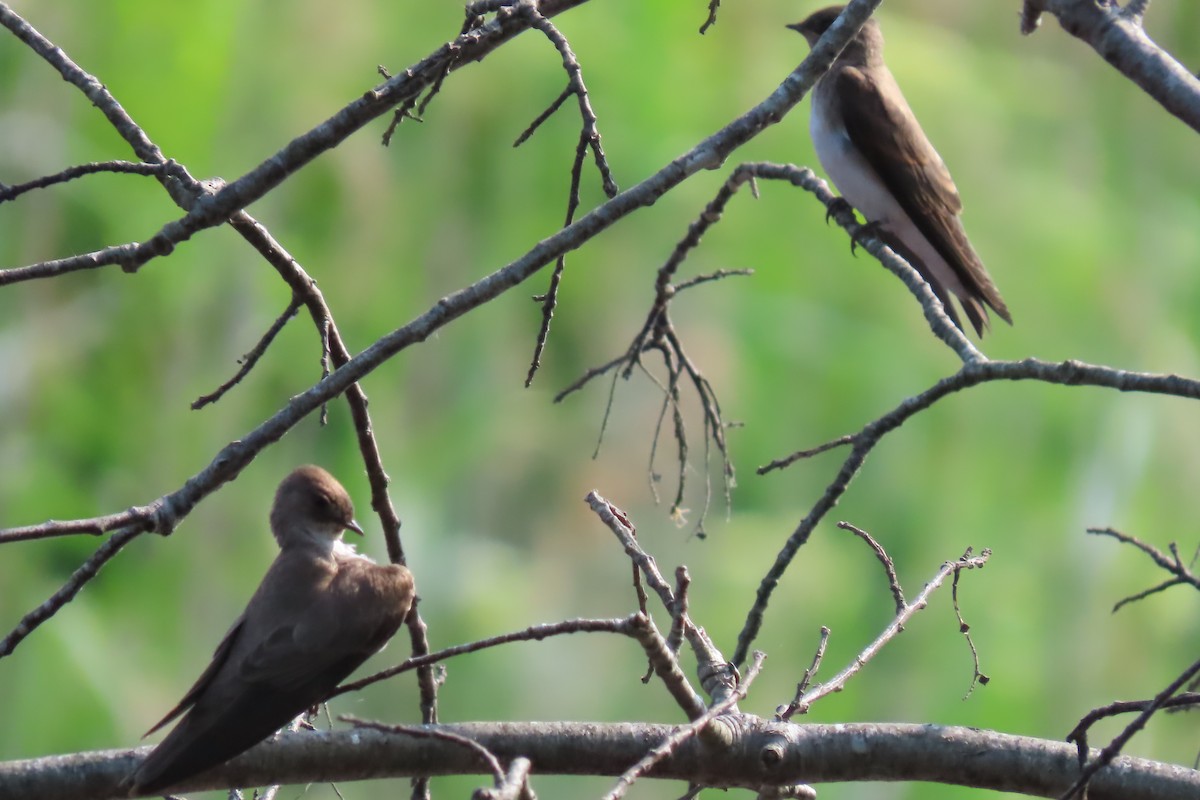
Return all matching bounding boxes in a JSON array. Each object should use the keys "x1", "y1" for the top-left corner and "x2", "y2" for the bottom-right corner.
[
  {"x1": 345, "y1": 519, "x2": 365, "y2": 536},
  {"x1": 785, "y1": 22, "x2": 804, "y2": 34}
]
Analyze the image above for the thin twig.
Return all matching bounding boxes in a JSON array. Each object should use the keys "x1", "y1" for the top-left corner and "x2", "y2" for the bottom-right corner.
[
  {"x1": 950, "y1": 548, "x2": 990, "y2": 697},
  {"x1": 838, "y1": 521, "x2": 906, "y2": 613},
  {"x1": 758, "y1": 434, "x2": 854, "y2": 475},
  {"x1": 698, "y1": 0, "x2": 721, "y2": 34},
  {"x1": 341, "y1": 716, "x2": 505, "y2": 785},
  {"x1": 0, "y1": 529, "x2": 140, "y2": 657},
  {"x1": 1066, "y1": 693, "x2": 1200, "y2": 754},
  {"x1": 192, "y1": 295, "x2": 303, "y2": 410},
  {"x1": 513, "y1": 86, "x2": 573, "y2": 147},
  {"x1": 0, "y1": 508, "x2": 155, "y2": 544},
  {"x1": 333, "y1": 616, "x2": 633, "y2": 697},
  {"x1": 520, "y1": 0, "x2": 617, "y2": 386},
  {"x1": 1088, "y1": 527, "x2": 1200, "y2": 606},
  {"x1": 0, "y1": 159, "x2": 168, "y2": 203},
  {"x1": 673, "y1": 268, "x2": 754, "y2": 292},
  {"x1": 584, "y1": 492, "x2": 739, "y2": 705},
  {"x1": 786, "y1": 550, "x2": 991, "y2": 715},
  {"x1": 777, "y1": 626, "x2": 831, "y2": 721}
]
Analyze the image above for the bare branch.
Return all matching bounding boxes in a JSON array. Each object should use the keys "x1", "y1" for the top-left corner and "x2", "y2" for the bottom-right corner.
[
  {"x1": 0, "y1": 529, "x2": 140, "y2": 657},
  {"x1": 666, "y1": 566, "x2": 691, "y2": 655},
  {"x1": 192, "y1": 295, "x2": 304, "y2": 410},
  {"x1": 1062, "y1": 656, "x2": 1200, "y2": 798},
  {"x1": 6, "y1": 720, "x2": 1200, "y2": 799},
  {"x1": 735, "y1": 357, "x2": 1200, "y2": 667},
  {"x1": 1019, "y1": 0, "x2": 1200, "y2": 134},
  {"x1": 950, "y1": 548, "x2": 990, "y2": 697},
  {"x1": 341, "y1": 716, "x2": 505, "y2": 785},
  {"x1": 0, "y1": 160, "x2": 170, "y2": 203},
  {"x1": 0, "y1": 0, "x2": 599, "y2": 284},
  {"x1": 838, "y1": 521, "x2": 906, "y2": 613},
  {"x1": 1088, "y1": 527, "x2": 1200, "y2": 607},
  {"x1": 777, "y1": 627, "x2": 830, "y2": 722},
  {"x1": 758, "y1": 435, "x2": 854, "y2": 475},
  {"x1": 333, "y1": 615, "x2": 634, "y2": 697},
  {"x1": 626, "y1": 613, "x2": 708, "y2": 722},
  {"x1": 584, "y1": 491, "x2": 742, "y2": 706},
  {"x1": 0, "y1": 509, "x2": 154, "y2": 544},
  {"x1": 599, "y1": 651, "x2": 767, "y2": 800},
  {"x1": 700, "y1": 162, "x2": 983, "y2": 363},
  {"x1": 475, "y1": 757, "x2": 535, "y2": 800},
  {"x1": 785, "y1": 550, "x2": 991, "y2": 716},
  {"x1": 698, "y1": 0, "x2": 721, "y2": 35},
  {"x1": 513, "y1": 86, "x2": 573, "y2": 147},
  {"x1": 519, "y1": 1, "x2": 618, "y2": 386}
]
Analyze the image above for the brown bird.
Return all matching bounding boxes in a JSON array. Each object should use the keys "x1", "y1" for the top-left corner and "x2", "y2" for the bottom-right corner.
[
  {"x1": 789, "y1": 5, "x2": 1011, "y2": 336},
  {"x1": 128, "y1": 465, "x2": 415, "y2": 795}
]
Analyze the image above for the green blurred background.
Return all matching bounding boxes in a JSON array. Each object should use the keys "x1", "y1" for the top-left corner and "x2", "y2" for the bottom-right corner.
[{"x1": 2, "y1": 1, "x2": 1199, "y2": 798}]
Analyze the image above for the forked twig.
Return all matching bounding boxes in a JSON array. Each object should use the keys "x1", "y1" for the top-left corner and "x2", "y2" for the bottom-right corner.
[
  {"x1": 784, "y1": 549, "x2": 990, "y2": 716},
  {"x1": 599, "y1": 651, "x2": 767, "y2": 800}
]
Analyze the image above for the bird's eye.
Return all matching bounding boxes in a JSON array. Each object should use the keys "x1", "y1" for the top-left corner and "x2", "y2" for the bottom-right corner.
[{"x1": 315, "y1": 493, "x2": 336, "y2": 515}]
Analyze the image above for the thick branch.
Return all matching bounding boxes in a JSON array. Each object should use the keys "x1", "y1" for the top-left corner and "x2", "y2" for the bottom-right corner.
[{"x1": 3, "y1": 721, "x2": 1196, "y2": 800}]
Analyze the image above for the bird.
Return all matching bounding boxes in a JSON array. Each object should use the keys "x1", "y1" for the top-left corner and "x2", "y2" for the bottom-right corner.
[
  {"x1": 788, "y1": 5, "x2": 1011, "y2": 336},
  {"x1": 127, "y1": 465, "x2": 415, "y2": 796}
]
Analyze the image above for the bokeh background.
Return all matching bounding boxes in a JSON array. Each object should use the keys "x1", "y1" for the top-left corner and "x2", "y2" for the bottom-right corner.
[{"x1": 2, "y1": 2, "x2": 1199, "y2": 798}]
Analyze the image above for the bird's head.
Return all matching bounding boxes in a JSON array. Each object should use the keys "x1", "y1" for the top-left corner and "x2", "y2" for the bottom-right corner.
[
  {"x1": 269, "y1": 465, "x2": 364, "y2": 551},
  {"x1": 787, "y1": 5, "x2": 883, "y2": 61}
]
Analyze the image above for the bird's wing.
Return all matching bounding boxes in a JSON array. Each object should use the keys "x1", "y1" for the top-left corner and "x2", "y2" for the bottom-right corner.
[
  {"x1": 833, "y1": 65, "x2": 962, "y2": 223},
  {"x1": 131, "y1": 558, "x2": 414, "y2": 794},
  {"x1": 142, "y1": 614, "x2": 247, "y2": 736},
  {"x1": 237, "y1": 561, "x2": 414, "y2": 693},
  {"x1": 833, "y1": 65, "x2": 1010, "y2": 326}
]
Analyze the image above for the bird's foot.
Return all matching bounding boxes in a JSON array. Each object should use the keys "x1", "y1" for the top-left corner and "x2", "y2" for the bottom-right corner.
[
  {"x1": 823, "y1": 196, "x2": 856, "y2": 225},
  {"x1": 848, "y1": 219, "x2": 885, "y2": 256}
]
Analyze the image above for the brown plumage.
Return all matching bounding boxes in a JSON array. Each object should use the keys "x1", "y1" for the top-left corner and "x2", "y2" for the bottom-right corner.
[
  {"x1": 128, "y1": 466, "x2": 414, "y2": 795},
  {"x1": 790, "y1": 6, "x2": 1011, "y2": 336}
]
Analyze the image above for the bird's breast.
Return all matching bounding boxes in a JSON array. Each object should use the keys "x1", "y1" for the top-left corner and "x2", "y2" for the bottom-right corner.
[{"x1": 809, "y1": 103, "x2": 902, "y2": 224}]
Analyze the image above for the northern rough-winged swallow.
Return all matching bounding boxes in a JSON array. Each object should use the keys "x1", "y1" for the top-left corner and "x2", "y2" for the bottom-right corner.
[
  {"x1": 789, "y1": 6, "x2": 1012, "y2": 336},
  {"x1": 128, "y1": 465, "x2": 415, "y2": 795}
]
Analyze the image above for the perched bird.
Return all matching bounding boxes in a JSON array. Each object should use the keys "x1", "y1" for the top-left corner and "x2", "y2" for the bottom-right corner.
[
  {"x1": 128, "y1": 465, "x2": 415, "y2": 795},
  {"x1": 789, "y1": 5, "x2": 1011, "y2": 336}
]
